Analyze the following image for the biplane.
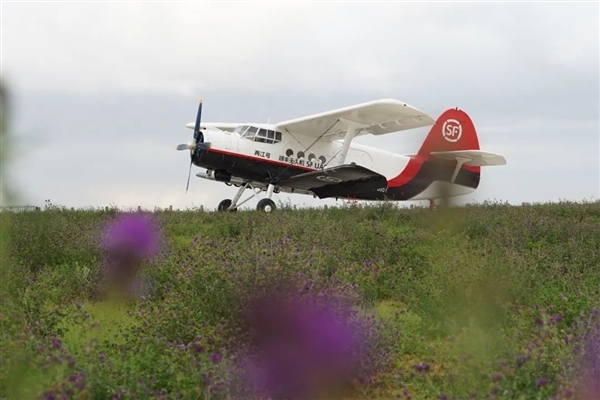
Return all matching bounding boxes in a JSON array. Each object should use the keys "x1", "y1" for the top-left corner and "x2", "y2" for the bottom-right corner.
[{"x1": 176, "y1": 99, "x2": 506, "y2": 212}]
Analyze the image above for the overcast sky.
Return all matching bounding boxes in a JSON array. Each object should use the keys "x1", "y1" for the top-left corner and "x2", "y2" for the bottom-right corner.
[{"x1": 2, "y1": 1, "x2": 599, "y2": 210}]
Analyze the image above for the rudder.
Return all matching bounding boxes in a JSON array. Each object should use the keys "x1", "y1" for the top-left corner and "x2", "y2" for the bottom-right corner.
[{"x1": 417, "y1": 108, "x2": 480, "y2": 157}]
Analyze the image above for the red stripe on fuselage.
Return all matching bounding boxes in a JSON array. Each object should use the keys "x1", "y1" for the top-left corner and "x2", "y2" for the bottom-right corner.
[
  {"x1": 205, "y1": 148, "x2": 319, "y2": 172},
  {"x1": 205, "y1": 148, "x2": 475, "y2": 190}
]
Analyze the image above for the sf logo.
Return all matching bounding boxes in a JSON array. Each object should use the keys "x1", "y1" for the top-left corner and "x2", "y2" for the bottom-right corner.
[{"x1": 442, "y1": 119, "x2": 462, "y2": 143}]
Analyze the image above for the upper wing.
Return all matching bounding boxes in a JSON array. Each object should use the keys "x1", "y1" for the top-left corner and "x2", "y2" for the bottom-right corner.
[
  {"x1": 275, "y1": 164, "x2": 388, "y2": 199},
  {"x1": 274, "y1": 99, "x2": 435, "y2": 141},
  {"x1": 185, "y1": 122, "x2": 247, "y2": 132}
]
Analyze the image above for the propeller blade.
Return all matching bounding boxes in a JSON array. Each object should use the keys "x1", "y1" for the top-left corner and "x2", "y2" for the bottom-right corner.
[
  {"x1": 193, "y1": 99, "x2": 203, "y2": 141},
  {"x1": 176, "y1": 143, "x2": 192, "y2": 151},
  {"x1": 182, "y1": 99, "x2": 204, "y2": 193},
  {"x1": 185, "y1": 160, "x2": 192, "y2": 193}
]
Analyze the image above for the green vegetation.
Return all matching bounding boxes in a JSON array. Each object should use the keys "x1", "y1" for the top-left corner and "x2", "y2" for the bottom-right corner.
[{"x1": 1, "y1": 200, "x2": 599, "y2": 399}]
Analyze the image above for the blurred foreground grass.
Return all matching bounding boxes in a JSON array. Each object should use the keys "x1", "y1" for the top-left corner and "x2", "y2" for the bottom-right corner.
[{"x1": 1, "y1": 200, "x2": 599, "y2": 399}]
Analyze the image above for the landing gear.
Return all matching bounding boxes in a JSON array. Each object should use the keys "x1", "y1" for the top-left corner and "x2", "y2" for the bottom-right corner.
[
  {"x1": 257, "y1": 198, "x2": 276, "y2": 212},
  {"x1": 429, "y1": 199, "x2": 437, "y2": 211},
  {"x1": 256, "y1": 183, "x2": 277, "y2": 212},
  {"x1": 216, "y1": 182, "x2": 277, "y2": 213},
  {"x1": 218, "y1": 199, "x2": 236, "y2": 212}
]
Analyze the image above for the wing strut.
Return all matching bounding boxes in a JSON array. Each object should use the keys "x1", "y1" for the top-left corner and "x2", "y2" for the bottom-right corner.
[
  {"x1": 335, "y1": 119, "x2": 368, "y2": 166},
  {"x1": 273, "y1": 118, "x2": 341, "y2": 182}
]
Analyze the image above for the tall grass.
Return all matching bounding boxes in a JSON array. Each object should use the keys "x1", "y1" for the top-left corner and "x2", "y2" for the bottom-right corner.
[{"x1": 1, "y1": 200, "x2": 599, "y2": 399}]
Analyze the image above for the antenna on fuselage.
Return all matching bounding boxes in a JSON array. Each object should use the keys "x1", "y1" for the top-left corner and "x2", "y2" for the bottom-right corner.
[{"x1": 267, "y1": 117, "x2": 271, "y2": 123}]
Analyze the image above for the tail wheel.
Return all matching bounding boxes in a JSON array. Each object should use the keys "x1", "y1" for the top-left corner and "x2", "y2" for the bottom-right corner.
[
  {"x1": 428, "y1": 200, "x2": 437, "y2": 211},
  {"x1": 256, "y1": 198, "x2": 276, "y2": 213}
]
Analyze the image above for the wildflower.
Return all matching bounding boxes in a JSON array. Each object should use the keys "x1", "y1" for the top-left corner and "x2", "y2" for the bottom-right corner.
[
  {"x1": 211, "y1": 352, "x2": 222, "y2": 364},
  {"x1": 576, "y1": 321, "x2": 600, "y2": 399},
  {"x1": 237, "y1": 289, "x2": 373, "y2": 399},
  {"x1": 516, "y1": 354, "x2": 528, "y2": 367},
  {"x1": 536, "y1": 376, "x2": 548, "y2": 388},
  {"x1": 101, "y1": 213, "x2": 160, "y2": 258},
  {"x1": 99, "y1": 212, "x2": 161, "y2": 298},
  {"x1": 414, "y1": 362, "x2": 430, "y2": 373}
]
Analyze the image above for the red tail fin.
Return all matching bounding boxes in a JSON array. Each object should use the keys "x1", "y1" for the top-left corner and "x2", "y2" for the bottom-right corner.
[{"x1": 417, "y1": 108, "x2": 480, "y2": 157}]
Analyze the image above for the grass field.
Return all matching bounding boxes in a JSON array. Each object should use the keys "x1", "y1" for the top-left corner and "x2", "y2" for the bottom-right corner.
[{"x1": 1, "y1": 200, "x2": 599, "y2": 399}]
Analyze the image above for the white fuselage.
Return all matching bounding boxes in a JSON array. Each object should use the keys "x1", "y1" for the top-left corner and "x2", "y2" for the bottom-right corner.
[{"x1": 200, "y1": 124, "x2": 476, "y2": 200}]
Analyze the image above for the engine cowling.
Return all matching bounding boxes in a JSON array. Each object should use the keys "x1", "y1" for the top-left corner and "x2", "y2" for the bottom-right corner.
[{"x1": 214, "y1": 170, "x2": 232, "y2": 183}]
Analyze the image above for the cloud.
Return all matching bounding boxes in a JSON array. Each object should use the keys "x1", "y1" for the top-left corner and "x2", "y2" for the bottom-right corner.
[
  {"x1": 4, "y1": 2, "x2": 597, "y2": 97},
  {"x1": 2, "y1": 2, "x2": 598, "y2": 209}
]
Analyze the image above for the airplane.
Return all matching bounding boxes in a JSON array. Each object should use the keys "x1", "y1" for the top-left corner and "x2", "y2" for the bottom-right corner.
[{"x1": 176, "y1": 99, "x2": 506, "y2": 212}]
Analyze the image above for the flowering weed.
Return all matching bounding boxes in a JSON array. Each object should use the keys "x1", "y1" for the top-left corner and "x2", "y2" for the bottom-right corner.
[{"x1": 1, "y1": 200, "x2": 599, "y2": 399}]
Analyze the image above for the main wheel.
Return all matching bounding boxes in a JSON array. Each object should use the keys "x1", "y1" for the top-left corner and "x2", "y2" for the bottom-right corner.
[
  {"x1": 218, "y1": 199, "x2": 234, "y2": 212},
  {"x1": 256, "y1": 198, "x2": 276, "y2": 213}
]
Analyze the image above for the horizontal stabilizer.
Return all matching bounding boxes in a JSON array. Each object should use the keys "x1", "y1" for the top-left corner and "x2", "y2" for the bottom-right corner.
[
  {"x1": 430, "y1": 150, "x2": 506, "y2": 166},
  {"x1": 276, "y1": 164, "x2": 387, "y2": 192}
]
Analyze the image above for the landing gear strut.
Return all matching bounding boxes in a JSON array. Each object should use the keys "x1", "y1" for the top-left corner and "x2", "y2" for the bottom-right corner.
[
  {"x1": 217, "y1": 182, "x2": 277, "y2": 213},
  {"x1": 428, "y1": 199, "x2": 437, "y2": 211}
]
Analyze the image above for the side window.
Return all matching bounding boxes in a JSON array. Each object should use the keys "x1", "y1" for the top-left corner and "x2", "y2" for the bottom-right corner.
[
  {"x1": 240, "y1": 126, "x2": 251, "y2": 137},
  {"x1": 245, "y1": 126, "x2": 258, "y2": 140},
  {"x1": 275, "y1": 131, "x2": 282, "y2": 142},
  {"x1": 255, "y1": 128, "x2": 268, "y2": 143}
]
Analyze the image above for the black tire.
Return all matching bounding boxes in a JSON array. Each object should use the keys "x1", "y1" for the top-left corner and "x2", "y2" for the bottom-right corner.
[
  {"x1": 218, "y1": 199, "x2": 232, "y2": 212},
  {"x1": 256, "y1": 198, "x2": 276, "y2": 213}
]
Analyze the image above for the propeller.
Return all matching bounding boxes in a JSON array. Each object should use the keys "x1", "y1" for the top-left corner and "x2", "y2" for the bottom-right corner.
[{"x1": 176, "y1": 99, "x2": 211, "y2": 193}]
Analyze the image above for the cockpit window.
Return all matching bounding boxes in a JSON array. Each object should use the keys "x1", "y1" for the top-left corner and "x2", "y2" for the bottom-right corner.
[{"x1": 241, "y1": 126, "x2": 283, "y2": 144}]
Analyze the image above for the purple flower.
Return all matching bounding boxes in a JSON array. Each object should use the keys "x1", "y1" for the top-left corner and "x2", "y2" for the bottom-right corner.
[
  {"x1": 211, "y1": 352, "x2": 222, "y2": 364},
  {"x1": 192, "y1": 342, "x2": 205, "y2": 354},
  {"x1": 536, "y1": 376, "x2": 548, "y2": 387},
  {"x1": 99, "y1": 213, "x2": 161, "y2": 296},
  {"x1": 491, "y1": 372, "x2": 503, "y2": 382},
  {"x1": 236, "y1": 290, "x2": 373, "y2": 399},
  {"x1": 414, "y1": 362, "x2": 430, "y2": 373},
  {"x1": 576, "y1": 321, "x2": 600, "y2": 399},
  {"x1": 550, "y1": 314, "x2": 563, "y2": 325},
  {"x1": 101, "y1": 213, "x2": 161, "y2": 259}
]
